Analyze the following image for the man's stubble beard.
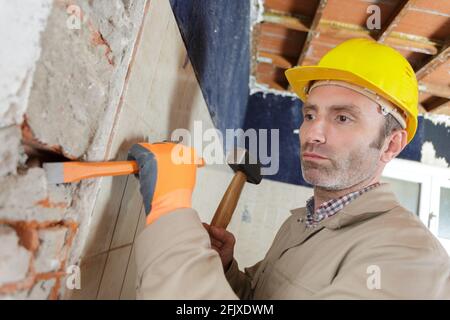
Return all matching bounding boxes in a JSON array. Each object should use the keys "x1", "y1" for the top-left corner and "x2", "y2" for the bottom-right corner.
[{"x1": 301, "y1": 141, "x2": 382, "y2": 191}]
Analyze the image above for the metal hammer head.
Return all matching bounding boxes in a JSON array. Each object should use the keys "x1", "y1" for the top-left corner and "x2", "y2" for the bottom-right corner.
[{"x1": 226, "y1": 148, "x2": 262, "y2": 184}]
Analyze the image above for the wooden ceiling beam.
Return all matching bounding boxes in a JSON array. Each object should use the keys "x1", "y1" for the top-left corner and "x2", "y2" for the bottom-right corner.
[
  {"x1": 257, "y1": 51, "x2": 293, "y2": 69},
  {"x1": 419, "y1": 82, "x2": 450, "y2": 99},
  {"x1": 263, "y1": 10, "x2": 310, "y2": 33},
  {"x1": 377, "y1": 0, "x2": 417, "y2": 43},
  {"x1": 428, "y1": 100, "x2": 450, "y2": 115},
  {"x1": 415, "y1": 42, "x2": 450, "y2": 80},
  {"x1": 418, "y1": 104, "x2": 427, "y2": 114},
  {"x1": 296, "y1": 0, "x2": 328, "y2": 67},
  {"x1": 262, "y1": 10, "x2": 441, "y2": 56}
]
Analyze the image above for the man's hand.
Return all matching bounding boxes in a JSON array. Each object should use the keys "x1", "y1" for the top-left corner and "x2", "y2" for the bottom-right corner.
[
  {"x1": 203, "y1": 223, "x2": 236, "y2": 271},
  {"x1": 128, "y1": 142, "x2": 200, "y2": 225}
]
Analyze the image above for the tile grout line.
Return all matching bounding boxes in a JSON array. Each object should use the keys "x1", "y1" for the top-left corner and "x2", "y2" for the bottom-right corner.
[
  {"x1": 118, "y1": 244, "x2": 135, "y2": 300},
  {"x1": 133, "y1": 203, "x2": 145, "y2": 242},
  {"x1": 94, "y1": 0, "x2": 163, "y2": 295},
  {"x1": 118, "y1": 202, "x2": 144, "y2": 299},
  {"x1": 141, "y1": 5, "x2": 172, "y2": 113},
  {"x1": 82, "y1": 242, "x2": 135, "y2": 262},
  {"x1": 95, "y1": 175, "x2": 130, "y2": 299},
  {"x1": 103, "y1": 0, "x2": 152, "y2": 160}
]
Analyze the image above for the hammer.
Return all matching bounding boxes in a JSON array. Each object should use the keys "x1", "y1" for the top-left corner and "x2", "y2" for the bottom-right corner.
[{"x1": 210, "y1": 148, "x2": 262, "y2": 229}]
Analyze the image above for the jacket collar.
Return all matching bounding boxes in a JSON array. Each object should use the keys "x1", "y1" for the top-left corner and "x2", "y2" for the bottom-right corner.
[{"x1": 290, "y1": 183, "x2": 400, "y2": 230}]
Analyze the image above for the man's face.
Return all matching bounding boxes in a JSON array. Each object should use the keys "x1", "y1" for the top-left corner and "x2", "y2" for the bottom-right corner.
[{"x1": 299, "y1": 84, "x2": 385, "y2": 190}]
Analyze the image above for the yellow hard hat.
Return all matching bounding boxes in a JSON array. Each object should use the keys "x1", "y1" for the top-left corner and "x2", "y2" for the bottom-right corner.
[{"x1": 285, "y1": 38, "x2": 419, "y2": 143}]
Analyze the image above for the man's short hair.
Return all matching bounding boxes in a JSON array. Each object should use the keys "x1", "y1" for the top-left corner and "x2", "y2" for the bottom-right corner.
[{"x1": 371, "y1": 113, "x2": 403, "y2": 149}]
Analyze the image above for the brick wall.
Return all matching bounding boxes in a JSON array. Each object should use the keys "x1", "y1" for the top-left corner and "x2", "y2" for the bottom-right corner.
[{"x1": 0, "y1": 0, "x2": 147, "y2": 299}]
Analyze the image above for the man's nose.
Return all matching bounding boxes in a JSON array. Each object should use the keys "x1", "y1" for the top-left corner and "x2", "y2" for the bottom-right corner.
[{"x1": 301, "y1": 119, "x2": 326, "y2": 144}]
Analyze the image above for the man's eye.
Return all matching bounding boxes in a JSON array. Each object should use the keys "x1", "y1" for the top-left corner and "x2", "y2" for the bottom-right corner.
[
  {"x1": 304, "y1": 114, "x2": 315, "y2": 120},
  {"x1": 337, "y1": 115, "x2": 351, "y2": 123}
]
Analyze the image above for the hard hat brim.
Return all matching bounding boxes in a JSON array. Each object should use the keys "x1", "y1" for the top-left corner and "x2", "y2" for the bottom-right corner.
[{"x1": 285, "y1": 66, "x2": 417, "y2": 143}]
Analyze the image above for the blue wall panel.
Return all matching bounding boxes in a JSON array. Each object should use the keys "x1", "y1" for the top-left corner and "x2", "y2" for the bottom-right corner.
[{"x1": 169, "y1": 0, "x2": 250, "y2": 135}]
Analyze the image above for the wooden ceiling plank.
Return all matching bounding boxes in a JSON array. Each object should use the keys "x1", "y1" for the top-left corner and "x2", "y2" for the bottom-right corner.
[
  {"x1": 416, "y1": 42, "x2": 450, "y2": 80},
  {"x1": 261, "y1": 11, "x2": 440, "y2": 56},
  {"x1": 257, "y1": 51, "x2": 293, "y2": 69},
  {"x1": 418, "y1": 103, "x2": 427, "y2": 114},
  {"x1": 263, "y1": 10, "x2": 310, "y2": 33},
  {"x1": 377, "y1": 0, "x2": 417, "y2": 43},
  {"x1": 428, "y1": 100, "x2": 450, "y2": 115},
  {"x1": 418, "y1": 81, "x2": 450, "y2": 99},
  {"x1": 297, "y1": 0, "x2": 328, "y2": 66}
]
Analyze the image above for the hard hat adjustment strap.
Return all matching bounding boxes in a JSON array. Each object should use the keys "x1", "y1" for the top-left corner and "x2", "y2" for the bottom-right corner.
[{"x1": 308, "y1": 80, "x2": 407, "y2": 129}]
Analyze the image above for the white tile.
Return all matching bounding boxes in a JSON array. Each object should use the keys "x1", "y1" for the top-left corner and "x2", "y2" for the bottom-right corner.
[
  {"x1": 97, "y1": 245, "x2": 132, "y2": 300},
  {"x1": 81, "y1": 175, "x2": 128, "y2": 258},
  {"x1": 123, "y1": 0, "x2": 172, "y2": 112},
  {"x1": 131, "y1": 5, "x2": 195, "y2": 139},
  {"x1": 108, "y1": 105, "x2": 150, "y2": 162},
  {"x1": 135, "y1": 205, "x2": 147, "y2": 238},
  {"x1": 110, "y1": 176, "x2": 143, "y2": 249},
  {"x1": 119, "y1": 245, "x2": 137, "y2": 300}
]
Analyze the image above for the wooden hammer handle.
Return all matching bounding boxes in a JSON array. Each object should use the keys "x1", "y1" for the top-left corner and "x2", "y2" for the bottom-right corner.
[{"x1": 210, "y1": 170, "x2": 247, "y2": 229}]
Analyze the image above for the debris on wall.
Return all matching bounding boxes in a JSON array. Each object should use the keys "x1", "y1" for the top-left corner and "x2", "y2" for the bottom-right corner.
[
  {"x1": 424, "y1": 113, "x2": 450, "y2": 128},
  {"x1": 250, "y1": 0, "x2": 265, "y2": 30},
  {"x1": 0, "y1": 0, "x2": 147, "y2": 299},
  {"x1": 249, "y1": 75, "x2": 297, "y2": 99},
  {"x1": 421, "y1": 141, "x2": 449, "y2": 168}
]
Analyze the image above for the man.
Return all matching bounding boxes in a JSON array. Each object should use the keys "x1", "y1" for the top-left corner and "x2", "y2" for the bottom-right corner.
[{"x1": 129, "y1": 38, "x2": 450, "y2": 299}]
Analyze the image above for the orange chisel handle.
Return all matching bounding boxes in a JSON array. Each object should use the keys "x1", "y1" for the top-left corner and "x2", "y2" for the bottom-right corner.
[
  {"x1": 62, "y1": 161, "x2": 139, "y2": 183},
  {"x1": 60, "y1": 158, "x2": 206, "y2": 183}
]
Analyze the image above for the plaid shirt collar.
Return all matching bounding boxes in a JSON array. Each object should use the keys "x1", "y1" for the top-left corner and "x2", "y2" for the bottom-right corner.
[{"x1": 305, "y1": 183, "x2": 381, "y2": 228}]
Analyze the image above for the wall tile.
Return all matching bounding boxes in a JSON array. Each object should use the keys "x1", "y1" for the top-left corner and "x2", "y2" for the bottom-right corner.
[
  {"x1": 81, "y1": 175, "x2": 128, "y2": 258},
  {"x1": 97, "y1": 245, "x2": 132, "y2": 300},
  {"x1": 110, "y1": 176, "x2": 143, "y2": 249},
  {"x1": 119, "y1": 245, "x2": 137, "y2": 300}
]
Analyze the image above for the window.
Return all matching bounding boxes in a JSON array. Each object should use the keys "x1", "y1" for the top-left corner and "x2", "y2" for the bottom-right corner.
[
  {"x1": 438, "y1": 186, "x2": 450, "y2": 240},
  {"x1": 380, "y1": 176, "x2": 421, "y2": 216},
  {"x1": 382, "y1": 158, "x2": 450, "y2": 254}
]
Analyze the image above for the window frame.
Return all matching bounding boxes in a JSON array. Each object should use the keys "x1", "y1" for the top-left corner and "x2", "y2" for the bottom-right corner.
[
  {"x1": 382, "y1": 158, "x2": 450, "y2": 253},
  {"x1": 432, "y1": 177, "x2": 450, "y2": 253}
]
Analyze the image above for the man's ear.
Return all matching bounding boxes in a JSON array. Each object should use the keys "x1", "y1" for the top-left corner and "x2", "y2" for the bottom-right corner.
[{"x1": 380, "y1": 129, "x2": 407, "y2": 163}]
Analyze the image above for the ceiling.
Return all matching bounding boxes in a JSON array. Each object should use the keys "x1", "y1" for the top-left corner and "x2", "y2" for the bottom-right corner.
[{"x1": 252, "y1": 0, "x2": 450, "y2": 115}]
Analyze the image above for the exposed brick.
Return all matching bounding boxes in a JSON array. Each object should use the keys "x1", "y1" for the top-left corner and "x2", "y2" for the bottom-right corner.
[
  {"x1": 27, "y1": 279, "x2": 56, "y2": 300},
  {"x1": 0, "y1": 0, "x2": 53, "y2": 128},
  {"x1": 0, "y1": 168, "x2": 73, "y2": 222},
  {"x1": 0, "y1": 225, "x2": 31, "y2": 286},
  {"x1": 0, "y1": 126, "x2": 23, "y2": 177},
  {"x1": 0, "y1": 168, "x2": 47, "y2": 209},
  {"x1": 26, "y1": 3, "x2": 113, "y2": 159},
  {"x1": 0, "y1": 0, "x2": 147, "y2": 300},
  {"x1": 14, "y1": 223, "x2": 39, "y2": 252},
  {"x1": 35, "y1": 227, "x2": 68, "y2": 273},
  {"x1": 0, "y1": 208, "x2": 67, "y2": 223},
  {"x1": 0, "y1": 290, "x2": 28, "y2": 300}
]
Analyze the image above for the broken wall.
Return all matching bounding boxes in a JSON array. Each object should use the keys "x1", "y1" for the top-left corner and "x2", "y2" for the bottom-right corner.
[{"x1": 0, "y1": 0, "x2": 147, "y2": 299}]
